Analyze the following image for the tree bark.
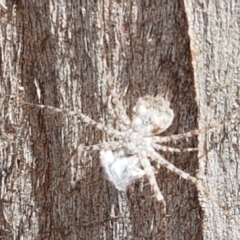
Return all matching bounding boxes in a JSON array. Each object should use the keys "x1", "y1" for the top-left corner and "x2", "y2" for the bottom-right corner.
[
  {"x1": 185, "y1": 1, "x2": 240, "y2": 239},
  {"x1": 0, "y1": 0, "x2": 239, "y2": 239}
]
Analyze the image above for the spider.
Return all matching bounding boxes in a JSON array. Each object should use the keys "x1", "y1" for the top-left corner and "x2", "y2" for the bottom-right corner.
[{"x1": 19, "y1": 90, "x2": 239, "y2": 232}]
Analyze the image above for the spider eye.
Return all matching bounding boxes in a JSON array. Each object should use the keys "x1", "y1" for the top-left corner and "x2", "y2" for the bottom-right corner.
[
  {"x1": 137, "y1": 105, "x2": 147, "y2": 114},
  {"x1": 133, "y1": 104, "x2": 147, "y2": 115},
  {"x1": 132, "y1": 116, "x2": 143, "y2": 129}
]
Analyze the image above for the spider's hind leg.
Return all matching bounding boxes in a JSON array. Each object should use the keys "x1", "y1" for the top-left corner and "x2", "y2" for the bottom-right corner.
[
  {"x1": 139, "y1": 154, "x2": 167, "y2": 236},
  {"x1": 149, "y1": 149, "x2": 197, "y2": 185}
]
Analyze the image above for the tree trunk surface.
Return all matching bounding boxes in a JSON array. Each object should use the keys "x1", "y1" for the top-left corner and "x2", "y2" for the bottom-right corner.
[
  {"x1": 0, "y1": 1, "x2": 239, "y2": 239},
  {"x1": 185, "y1": 1, "x2": 240, "y2": 239}
]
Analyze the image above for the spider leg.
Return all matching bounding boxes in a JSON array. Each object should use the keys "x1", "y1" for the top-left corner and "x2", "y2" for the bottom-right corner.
[
  {"x1": 20, "y1": 100, "x2": 122, "y2": 137},
  {"x1": 77, "y1": 142, "x2": 120, "y2": 152},
  {"x1": 60, "y1": 141, "x2": 122, "y2": 175},
  {"x1": 138, "y1": 154, "x2": 166, "y2": 236},
  {"x1": 151, "y1": 149, "x2": 240, "y2": 226},
  {"x1": 148, "y1": 148, "x2": 197, "y2": 185},
  {"x1": 108, "y1": 87, "x2": 131, "y2": 128},
  {"x1": 153, "y1": 115, "x2": 236, "y2": 143},
  {"x1": 153, "y1": 143, "x2": 198, "y2": 153},
  {"x1": 139, "y1": 154, "x2": 165, "y2": 202}
]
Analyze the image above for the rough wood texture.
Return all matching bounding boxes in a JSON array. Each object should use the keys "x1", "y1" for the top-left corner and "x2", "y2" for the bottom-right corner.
[
  {"x1": 0, "y1": 0, "x2": 239, "y2": 239},
  {"x1": 184, "y1": 1, "x2": 240, "y2": 239}
]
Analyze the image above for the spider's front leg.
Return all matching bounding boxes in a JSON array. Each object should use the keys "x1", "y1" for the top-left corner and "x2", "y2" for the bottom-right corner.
[{"x1": 19, "y1": 99, "x2": 122, "y2": 137}]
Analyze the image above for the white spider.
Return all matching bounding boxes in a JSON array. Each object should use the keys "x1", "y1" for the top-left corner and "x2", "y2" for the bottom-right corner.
[
  {"x1": 95, "y1": 94, "x2": 199, "y2": 202},
  {"x1": 20, "y1": 90, "x2": 239, "y2": 231},
  {"x1": 19, "y1": 93, "x2": 226, "y2": 198}
]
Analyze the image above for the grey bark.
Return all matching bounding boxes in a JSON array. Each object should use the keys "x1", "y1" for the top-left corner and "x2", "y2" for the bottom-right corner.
[
  {"x1": 0, "y1": 0, "x2": 239, "y2": 239},
  {"x1": 185, "y1": 1, "x2": 240, "y2": 239}
]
